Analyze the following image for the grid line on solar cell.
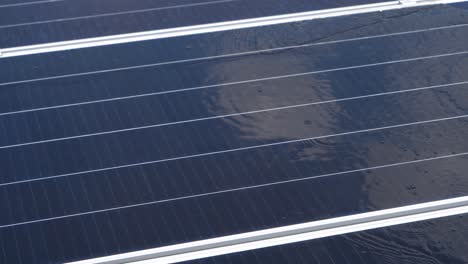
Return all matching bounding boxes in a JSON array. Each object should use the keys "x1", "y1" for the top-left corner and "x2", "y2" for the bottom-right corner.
[
  {"x1": 2, "y1": 22, "x2": 467, "y2": 87},
  {"x1": 0, "y1": 0, "x2": 237, "y2": 29},
  {"x1": 0, "y1": 49, "x2": 466, "y2": 122},
  {"x1": 0, "y1": 79, "x2": 467, "y2": 150},
  {"x1": 0, "y1": 48, "x2": 468, "y2": 130},
  {"x1": 1, "y1": 150, "x2": 468, "y2": 229},
  {"x1": 1, "y1": 112, "x2": 468, "y2": 187},
  {"x1": 0, "y1": 0, "x2": 62, "y2": 9},
  {"x1": 1, "y1": 30, "x2": 466, "y2": 193},
  {"x1": 0, "y1": 4, "x2": 467, "y2": 263}
]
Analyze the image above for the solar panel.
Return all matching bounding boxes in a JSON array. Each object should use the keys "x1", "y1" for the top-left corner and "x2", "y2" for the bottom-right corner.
[
  {"x1": 0, "y1": 1, "x2": 468, "y2": 263},
  {"x1": 0, "y1": 0, "x2": 389, "y2": 47},
  {"x1": 182, "y1": 214, "x2": 468, "y2": 264}
]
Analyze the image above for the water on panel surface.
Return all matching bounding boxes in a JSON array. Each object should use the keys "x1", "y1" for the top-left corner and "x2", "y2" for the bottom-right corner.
[{"x1": 0, "y1": 3, "x2": 467, "y2": 263}]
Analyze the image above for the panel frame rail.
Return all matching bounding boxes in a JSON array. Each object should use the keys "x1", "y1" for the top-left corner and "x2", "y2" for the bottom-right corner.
[
  {"x1": 68, "y1": 195, "x2": 468, "y2": 264},
  {"x1": 0, "y1": 0, "x2": 467, "y2": 58}
]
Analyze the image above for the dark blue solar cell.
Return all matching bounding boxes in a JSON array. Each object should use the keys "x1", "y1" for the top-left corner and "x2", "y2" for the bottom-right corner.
[
  {"x1": 0, "y1": 0, "x2": 390, "y2": 47},
  {"x1": 0, "y1": 23, "x2": 467, "y2": 147},
  {"x1": 183, "y1": 214, "x2": 468, "y2": 264},
  {"x1": 0, "y1": 3, "x2": 467, "y2": 264}
]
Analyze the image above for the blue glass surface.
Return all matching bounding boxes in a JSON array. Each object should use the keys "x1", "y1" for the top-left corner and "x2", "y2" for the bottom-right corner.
[{"x1": 0, "y1": 3, "x2": 467, "y2": 263}]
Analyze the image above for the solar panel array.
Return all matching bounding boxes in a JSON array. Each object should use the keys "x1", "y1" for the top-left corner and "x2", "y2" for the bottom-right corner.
[{"x1": 0, "y1": 1, "x2": 468, "y2": 263}]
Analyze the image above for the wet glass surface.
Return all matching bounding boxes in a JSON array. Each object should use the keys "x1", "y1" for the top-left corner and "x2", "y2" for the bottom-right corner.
[
  {"x1": 0, "y1": 3, "x2": 467, "y2": 263},
  {"x1": 184, "y1": 214, "x2": 468, "y2": 264},
  {"x1": 0, "y1": 0, "x2": 388, "y2": 47}
]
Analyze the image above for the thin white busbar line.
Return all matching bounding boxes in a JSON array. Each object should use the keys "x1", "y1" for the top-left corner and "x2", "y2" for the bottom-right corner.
[
  {"x1": 0, "y1": 0, "x2": 237, "y2": 29},
  {"x1": 68, "y1": 195, "x2": 468, "y2": 264},
  {"x1": 1, "y1": 113, "x2": 468, "y2": 188},
  {"x1": 0, "y1": 50, "x2": 466, "y2": 119},
  {"x1": 2, "y1": 151, "x2": 468, "y2": 230},
  {"x1": 1, "y1": 22, "x2": 468, "y2": 86},
  {"x1": 1, "y1": 0, "x2": 467, "y2": 58},
  {"x1": 1, "y1": 80, "x2": 467, "y2": 150},
  {"x1": 0, "y1": 0, "x2": 63, "y2": 8}
]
